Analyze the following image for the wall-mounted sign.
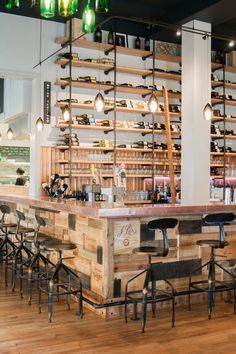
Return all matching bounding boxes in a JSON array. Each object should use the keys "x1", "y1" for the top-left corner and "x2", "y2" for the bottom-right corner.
[{"x1": 43, "y1": 81, "x2": 51, "y2": 124}]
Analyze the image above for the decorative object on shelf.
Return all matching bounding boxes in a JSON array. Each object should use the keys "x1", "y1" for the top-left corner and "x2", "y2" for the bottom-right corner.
[
  {"x1": 40, "y1": 0, "x2": 55, "y2": 18},
  {"x1": 94, "y1": 26, "x2": 102, "y2": 43},
  {"x1": 203, "y1": 103, "x2": 213, "y2": 120},
  {"x1": 95, "y1": 0, "x2": 109, "y2": 13},
  {"x1": 148, "y1": 93, "x2": 158, "y2": 113},
  {"x1": 135, "y1": 34, "x2": 141, "y2": 49},
  {"x1": 82, "y1": 0, "x2": 95, "y2": 33},
  {"x1": 107, "y1": 27, "x2": 114, "y2": 45},
  {"x1": 36, "y1": 117, "x2": 44, "y2": 131},
  {"x1": 7, "y1": 128, "x2": 13, "y2": 140},
  {"x1": 115, "y1": 34, "x2": 126, "y2": 47},
  {"x1": 5, "y1": 0, "x2": 19, "y2": 9},
  {"x1": 94, "y1": 92, "x2": 105, "y2": 112}
]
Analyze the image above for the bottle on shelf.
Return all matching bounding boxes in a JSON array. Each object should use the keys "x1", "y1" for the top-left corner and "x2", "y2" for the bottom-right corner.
[
  {"x1": 135, "y1": 34, "x2": 141, "y2": 49},
  {"x1": 94, "y1": 27, "x2": 102, "y2": 43},
  {"x1": 144, "y1": 36, "x2": 150, "y2": 51},
  {"x1": 107, "y1": 28, "x2": 114, "y2": 45}
]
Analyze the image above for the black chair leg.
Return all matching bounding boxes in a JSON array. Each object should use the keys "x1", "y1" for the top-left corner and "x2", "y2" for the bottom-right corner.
[
  {"x1": 151, "y1": 280, "x2": 157, "y2": 318},
  {"x1": 48, "y1": 281, "x2": 54, "y2": 323},
  {"x1": 141, "y1": 291, "x2": 147, "y2": 333},
  {"x1": 172, "y1": 295, "x2": 175, "y2": 327},
  {"x1": 132, "y1": 301, "x2": 139, "y2": 320}
]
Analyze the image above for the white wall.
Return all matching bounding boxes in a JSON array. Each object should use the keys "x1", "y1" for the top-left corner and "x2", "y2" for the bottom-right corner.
[{"x1": 0, "y1": 12, "x2": 65, "y2": 196}]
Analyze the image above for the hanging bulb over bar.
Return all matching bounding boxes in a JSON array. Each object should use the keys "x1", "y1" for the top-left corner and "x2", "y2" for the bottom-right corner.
[
  {"x1": 95, "y1": 0, "x2": 109, "y2": 13},
  {"x1": 147, "y1": 93, "x2": 158, "y2": 113},
  {"x1": 58, "y1": 0, "x2": 73, "y2": 17},
  {"x1": 7, "y1": 128, "x2": 13, "y2": 140},
  {"x1": 94, "y1": 92, "x2": 105, "y2": 112},
  {"x1": 203, "y1": 103, "x2": 213, "y2": 120},
  {"x1": 82, "y1": 0, "x2": 95, "y2": 33},
  {"x1": 40, "y1": 0, "x2": 55, "y2": 18},
  {"x1": 6, "y1": 0, "x2": 20, "y2": 9},
  {"x1": 36, "y1": 117, "x2": 44, "y2": 131},
  {"x1": 62, "y1": 105, "x2": 70, "y2": 121}
]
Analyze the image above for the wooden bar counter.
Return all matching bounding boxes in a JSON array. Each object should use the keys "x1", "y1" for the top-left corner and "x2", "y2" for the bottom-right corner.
[{"x1": 1, "y1": 195, "x2": 236, "y2": 318}]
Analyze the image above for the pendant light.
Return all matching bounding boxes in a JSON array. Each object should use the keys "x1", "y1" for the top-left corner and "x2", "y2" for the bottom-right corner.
[
  {"x1": 58, "y1": 0, "x2": 73, "y2": 17},
  {"x1": 62, "y1": 105, "x2": 70, "y2": 122},
  {"x1": 6, "y1": 0, "x2": 19, "y2": 9},
  {"x1": 203, "y1": 103, "x2": 213, "y2": 121},
  {"x1": 82, "y1": 0, "x2": 95, "y2": 33},
  {"x1": 7, "y1": 128, "x2": 13, "y2": 140},
  {"x1": 72, "y1": 0, "x2": 78, "y2": 13},
  {"x1": 40, "y1": 0, "x2": 55, "y2": 18},
  {"x1": 95, "y1": 0, "x2": 109, "y2": 13},
  {"x1": 94, "y1": 93, "x2": 105, "y2": 112},
  {"x1": 148, "y1": 93, "x2": 158, "y2": 113},
  {"x1": 36, "y1": 117, "x2": 44, "y2": 131}
]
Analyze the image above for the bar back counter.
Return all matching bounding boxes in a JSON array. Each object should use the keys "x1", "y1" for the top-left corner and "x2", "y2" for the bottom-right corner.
[{"x1": 1, "y1": 195, "x2": 236, "y2": 319}]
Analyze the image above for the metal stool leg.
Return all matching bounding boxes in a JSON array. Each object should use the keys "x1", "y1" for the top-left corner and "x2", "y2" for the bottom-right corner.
[{"x1": 48, "y1": 280, "x2": 54, "y2": 323}]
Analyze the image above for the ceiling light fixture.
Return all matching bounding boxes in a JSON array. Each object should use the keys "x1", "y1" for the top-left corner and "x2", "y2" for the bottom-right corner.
[
  {"x1": 203, "y1": 103, "x2": 213, "y2": 121},
  {"x1": 6, "y1": 0, "x2": 19, "y2": 9},
  {"x1": 95, "y1": 0, "x2": 109, "y2": 13},
  {"x1": 36, "y1": 117, "x2": 44, "y2": 131},
  {"x1": 229, "y1": 40, "x2": 235, "y2": 48},
  {"x1": 94, "y1": 92, "x2": 105, "y2": 112},
  {"x1": 82, "y1": 0, "x2": 96, "y2": 33},
  {"x1": 148, "y1": 93, "x2": 158, "y2": 113},
  {"x1": 40, "y1": 0, "x2": 55, "y2": 18},
  {"x1": 176, "y1": 29, "x2": 181, "y2": 36},
  {"x1": 7, "y1": 128, "x2": 13, "y2": 140}
]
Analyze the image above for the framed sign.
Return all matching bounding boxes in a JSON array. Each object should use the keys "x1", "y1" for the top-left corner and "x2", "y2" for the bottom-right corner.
[{"x1": 44, "y1": 81, "x2": 51, "y2": 124}]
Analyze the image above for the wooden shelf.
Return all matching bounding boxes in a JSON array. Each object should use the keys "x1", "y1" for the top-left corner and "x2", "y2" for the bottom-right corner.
[
  {"x1": 55, "y1": 79, "x2": 181, "y2": 99},
  {"x1": 212, "y1": 98, "x2": 236, "y2": 106},
  {"x1": 55, "y1": 145, "x2": 181, "y2": 154},
  {"x1": 55, "y1": 102, "x2": 181, "y2": 117},
  {"x1": 55, "y1": 159, "x2": 180, "y2": 166},
  {"x1": 55, "y1": 58, "x2": 181, "y2": 82},
  {"x1": 55, "y1": 37, "x2": 181, "y2": 63},
  {"x1": 211, "y1": 134, "x2": 236, "y2": 139}
]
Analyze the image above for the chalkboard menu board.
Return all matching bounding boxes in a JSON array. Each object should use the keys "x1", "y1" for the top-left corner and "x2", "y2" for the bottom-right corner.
[{"x1": 0, "y1": 146, "x2": 30, "y2": 162}]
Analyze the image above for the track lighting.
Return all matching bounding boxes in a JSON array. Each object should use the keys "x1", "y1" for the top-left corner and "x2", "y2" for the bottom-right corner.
[
  {"x1": 82, "y1": 0, "x2": 95, "y2": 33},
  {"x1": 94, "y1": 92, "x2": 105, "y2": 112},
  {"x1": 7, "y1": 128, "x2": 13, "y2": 140},
  {"x1": 203, "y1": 103, "x2": 213, "y2": 121},
  {"x1": 148, "y1": 93, "x2": 158, "y2": 113},
  {"x1": 62, "y1": 105, "x2": 70, "y2": 121},
  {"x1": 36, "y1": 117, "x2": 44, "y2": 131}
]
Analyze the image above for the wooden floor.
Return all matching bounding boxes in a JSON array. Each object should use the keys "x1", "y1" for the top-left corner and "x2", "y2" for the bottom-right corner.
[{"x1": 1, "y1": 277, "x2": 236, "y2": 354}]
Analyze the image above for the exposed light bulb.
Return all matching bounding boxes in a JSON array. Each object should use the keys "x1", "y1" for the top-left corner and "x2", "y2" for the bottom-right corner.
[
  {"x1": 7, "y1": 128, "x2": 13, "y2": 140},
  {"x1": 229, "y1": 40, "x2": 235, "y2": 48},
  {"x1": 176, "y1": 29, "x2": 181, "y2": 36},
  {"x1": 148, "y1": 93, "x2": 158, "y2": 113},
  {"x1": 62, "y1": 105, "x2": 70, "y2": 121},
  {"x1": 82, "y1": 0, "x2": 95, "y2": 33},
  {"x1": 36, "y1": 117, "x2": 44, "y2": 131},
  {"x1": 94, "y1": 92, "x2": 105, "y2": 112},
  {"x1": 203, "y1": 103, "x2": 213, "y2": 121}
]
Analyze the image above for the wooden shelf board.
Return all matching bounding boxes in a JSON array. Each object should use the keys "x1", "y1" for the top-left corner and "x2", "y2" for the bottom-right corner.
[
  {"x1": 55, "y1": 145, "x2": 113, "y2": 151},
  {"x1": 55, "y1": 37, "x2": 181, "y2": 63},
  {"x1": 55, "y1": 159, "x2": 180, "y2": 166}
]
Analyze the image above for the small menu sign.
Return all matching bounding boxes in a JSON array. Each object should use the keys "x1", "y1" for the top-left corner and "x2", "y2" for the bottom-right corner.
[{"x1": 44, "y1": 81, "x2": 51, "y2": 124}]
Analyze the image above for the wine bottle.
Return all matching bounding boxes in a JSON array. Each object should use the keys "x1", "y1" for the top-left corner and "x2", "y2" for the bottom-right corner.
[
  {"x1": 135, "y1": 34, "x2": 141, "y2": 49},
  {"x1": 107, "y1": 28, "x2": 114, "y2": 45},
  {"x1": 144, "y1": 36, "x2": 150, "y2": 51},
  {"x1": 94, "y1": 27, "x2": 102, "y2": 43}
]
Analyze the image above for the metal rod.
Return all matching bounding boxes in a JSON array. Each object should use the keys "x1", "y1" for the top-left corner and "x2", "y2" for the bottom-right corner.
[
  {"x1": 151, "y1": 25, "x2": 155, "y2": 203},
  {"x1": 113, "y1": 26, "x2": 117, "y2": 167},
  {"x1": 68, "y1": 19, "x2": 72, "y2": 191},
  {"x1": 223, "y1": 55, "x2": 226, "y2": 201}
]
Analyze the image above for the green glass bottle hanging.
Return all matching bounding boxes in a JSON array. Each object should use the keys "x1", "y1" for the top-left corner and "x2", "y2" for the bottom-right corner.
[
  {"x1": 40, "y1": 0, "x2": 55, "y2": 18},
  {"x1": 95, "y1": 0, "x2": 109, "y2": 12},
  {"x1": 6, "y1": 0, "x2": 20, "y2": 9},
  {"x1": 72, "y1": 0, "x2": 78, "y2": 13},
  {"x1": 82, "y1": 0, "x2": 95, "y2": 33},
  {"x1": 58, "y1": 0, "x2": 73, "y2": 17}
]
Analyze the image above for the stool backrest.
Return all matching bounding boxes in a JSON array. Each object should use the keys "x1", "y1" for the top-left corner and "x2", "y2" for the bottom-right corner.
[
  {"x1": 147, "y1": 218, "x2": 178, "y2": 257},
  {"x1": 203, "y1": 212, "x2": 235, "y2": 242},
  {"x1": 0, "y1": 205, "x2": 10, "y2": 230},
  {"x1": 34, "y1": 215, "x2": 46, "y2": 249}
]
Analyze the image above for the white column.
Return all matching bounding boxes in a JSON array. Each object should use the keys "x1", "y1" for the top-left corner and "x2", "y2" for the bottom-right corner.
[{"x1": 181, "y1": 20, "x2": 211, "y2": 205}]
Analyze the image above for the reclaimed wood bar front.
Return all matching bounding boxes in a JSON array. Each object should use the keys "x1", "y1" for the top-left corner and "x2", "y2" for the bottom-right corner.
[{"x1": 1, "y1": 195, "x2": 236, "y2": 318}]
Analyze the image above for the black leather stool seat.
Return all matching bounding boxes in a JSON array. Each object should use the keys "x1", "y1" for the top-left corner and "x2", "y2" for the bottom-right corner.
[
  {"x1": 204, "y1": 212, "x2": 235, "y2": 225},
  {"x1": 44, "y1": 241, "x2": 77, "y2": 252},
  {"x1": 196, "y1": 239, "x2": 229, "y2": 248},
  {"x1": 17, "y1": 226, "x2": 34, "y2": 234},
  {"x1": 2, "y1": 223, "x2": 17, "y2": 229},
  {"x1": 132, "y1": 246, "x2": 163, "y2": 256}
]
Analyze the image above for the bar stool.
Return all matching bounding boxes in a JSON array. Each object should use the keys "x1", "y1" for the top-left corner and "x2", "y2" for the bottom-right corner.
[
  {"x1": 19, "y1": 215, "x2": 58, "y2": 304},
  {"x1": 125, "y1": 218, "x2": 178, "y2": 333},
  {"x1": 38, "y1": 240, "x2": 83, "y2": 323},
  {"x1": 0, "y1": 205, "x2": 17, "y2": 262},
  {"x1": 6, "y1": 210, "x2": 35, "y2": 290},
  {"x1": 188, "y1": 212, "x2": 236, "y2": 319}
]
